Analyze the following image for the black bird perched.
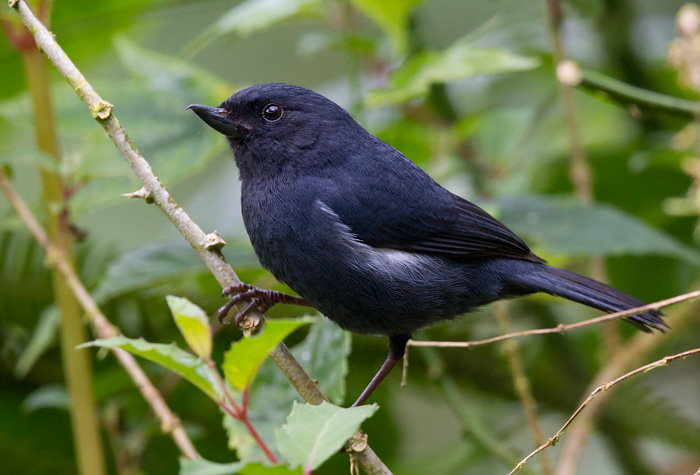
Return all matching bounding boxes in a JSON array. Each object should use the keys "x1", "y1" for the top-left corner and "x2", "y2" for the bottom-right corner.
[{"x1": 188, "y1": 83, "x2": 667, "y2": 406}]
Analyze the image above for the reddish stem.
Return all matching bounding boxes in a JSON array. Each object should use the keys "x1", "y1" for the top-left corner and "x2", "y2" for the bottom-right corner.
[
  {"x1": 208, "y1": 359, "x2": 277, "y2": 464},
  {"x1": 242, "y1": 389, "x2": 249, "y2": 418},
  {"x1": 206, "y1": 359, "x2": 242, "y2": 413},
  {"x1": 241, "y1": 413, "x2": 278, "y2": 464}
]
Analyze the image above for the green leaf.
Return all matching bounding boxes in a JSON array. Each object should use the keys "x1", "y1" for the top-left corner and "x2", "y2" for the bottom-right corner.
[
  {"x1": 224, "y1": 318, "x2": 351, "y2": 462},
  {"x1": 223, "y1": 317, "x2": 315, "y2": 391},
  {"x1": 179, "y1": 458, "x2": 244, "y2": 475},
  {"x1": 179, "y1": 458, "x2": 302, "y2": 475},
  {"x1": 167, "y1": 296, "x2": 213, "y2": 360},
  {"x1": 22, "y1": 385, "x2": 70, "y2": 413},
  {"x1": 91, "y1": 240, "x2": 259, "y2": 303},
  {"x1": 275, "y1": 401, "x2": 378, "y2": 472},
  {"x1": 495, "y1": 196, "x2": 700, "y2": 263},
  {"x1": 350, "y1": 0, "x2": 426, "y2": 54},
  {"x1": 368, "y1": 39, "x2": 540, "y2": 107},
  {"x1": 79, "y1": 336, "x2": 221, "y2": 400},
  {"x1": 183, "y1": 0, "x2": 324, "y2": 58},
  {"x1": 114, "y1": 36, "x2": 234, "y2": 101},
  {"x1": 14, "y1": 305, "x2": 59, "y2": 378},
  {"x1": 0, "y1": 40, "x2": 234, "y2": 219},
  {"x1": 239, "y1": 464, "x2": 304, "y2": 475},
  {"x1": 292, "y1": 318, "x2": 351, "y2": 405}
]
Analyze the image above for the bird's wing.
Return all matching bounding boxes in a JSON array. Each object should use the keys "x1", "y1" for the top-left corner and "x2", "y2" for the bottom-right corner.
[
  {"x1": 321, "y1": 150, "x2": 544, "y2": 263},
  {"x1": 395, "y1": 195, "x2": 544, "y2": 262}
]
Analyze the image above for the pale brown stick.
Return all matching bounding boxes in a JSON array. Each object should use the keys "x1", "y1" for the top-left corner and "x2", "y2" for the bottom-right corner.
[
  {"x1": 508, "y1": 347, "x2": 700, "y2": 475},
  {"x1": 553, "y1": 302, "x2": 695, "y2": 475},
  {"x1": 0, "y1": 168, "x2": 198, "y2": 459},
  {"x1": 406, "y1": 289, "x2": 698, "y2": 351},
  {"x1": 9, "y1": 2, "x2": 388, "y2": 472}
]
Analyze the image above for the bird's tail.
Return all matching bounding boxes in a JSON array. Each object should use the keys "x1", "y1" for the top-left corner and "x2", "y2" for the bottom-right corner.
[{"x1": 506, "y1": 263, "x2": 668, "y2": 333}]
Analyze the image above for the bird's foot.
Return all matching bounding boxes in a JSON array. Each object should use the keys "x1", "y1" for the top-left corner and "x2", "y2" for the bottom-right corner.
[{"x1": 218, "y1": 283, "x2": 310, "y2": 325}]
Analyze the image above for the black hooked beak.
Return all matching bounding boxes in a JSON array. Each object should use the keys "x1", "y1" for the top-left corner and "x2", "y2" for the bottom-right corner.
[{"x1": 187, "y1": 104, "x2": 243, "y2": 137}]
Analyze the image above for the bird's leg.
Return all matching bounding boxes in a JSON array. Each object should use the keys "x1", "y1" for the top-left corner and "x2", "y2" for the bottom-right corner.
[
  {"x1": 218, "y1": 283, "x2": 311, "y2": 325},
  {"x1": 352, "y1": 334, "x2": 411, "y2": 407}
]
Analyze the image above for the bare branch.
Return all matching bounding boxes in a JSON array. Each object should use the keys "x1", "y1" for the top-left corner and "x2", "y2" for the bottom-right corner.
[
  {"x1": 508, "y1": 347, "x2": 700, "y2": 475},
  {"x1": 0, "y1": 168, "x2": 199, "y2": 459},
  {"x1": 558, "y1": 60, "x2": 700, "y2": 120},
  {"x1": 406, "y1": 288, "x2": 700, "y2": 351},
  {"x1": 554, "y1": 302, "x2": 697, "y2": 474},
  {"x1": 9, "y1": 1, "x2": 389, "y2": 472}
]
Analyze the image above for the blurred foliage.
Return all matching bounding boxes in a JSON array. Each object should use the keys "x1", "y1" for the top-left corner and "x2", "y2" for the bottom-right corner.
[{"x1": 2, "y1": 0, "x2": 700, "y2": 474}]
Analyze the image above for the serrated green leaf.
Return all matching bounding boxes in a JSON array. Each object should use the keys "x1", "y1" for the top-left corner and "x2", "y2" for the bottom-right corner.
[
  {"x1": 275, "y1": 401, "x2": 378, "y2": 472},
  {"x1": 292, "y1": 318, "x2": 351, "y2": 405},
  {"x1": 224, "y1": 318, "x2": 351, "y2": 462},
  {"x1": 183, "y1": 0, "x2": 323, "y2": 58},
  {"x1": 167, "y1": 296, "x2": 212, "y2": 360},
  {"x1": 239, "y1": 463, "x2": 304, "y2": 475},
  {"x1": 368, "y1": 40, "x2": 540, "y2": 107},
  {"x1": 179, "y1": 458, "x2": 244, "y2": 475},
  {"x1": 495, "y1": 196, "x2": 700, "y2": 263},
  {"x1": 350, "y1": 0, "x2": 426, "y2": 53},
  {"x1": 79, "y1": 336, "x2": 220, "y2": 400},
  {"x1": 223, "y1": 317, "x2": 315, "y2": 391},
  {"x1": 179, "y1": 458, "x2": 302, "y2": 475}
]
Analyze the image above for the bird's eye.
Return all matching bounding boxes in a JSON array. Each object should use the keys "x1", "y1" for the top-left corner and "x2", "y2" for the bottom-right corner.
[{"x1": 262, "y1": 104, "x2": 283, "y2": 122}]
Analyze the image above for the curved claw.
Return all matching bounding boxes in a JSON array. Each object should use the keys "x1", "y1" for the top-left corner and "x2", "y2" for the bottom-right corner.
[
  {"x1": 221, "y1": 282, "x2": 253, "y2": 298},
  {"x1": 218, "y1": 286, "x2": 268, "y2": 325},
  {"x1": 218, "y1": 283, "x2": 310, "y2": 326}
]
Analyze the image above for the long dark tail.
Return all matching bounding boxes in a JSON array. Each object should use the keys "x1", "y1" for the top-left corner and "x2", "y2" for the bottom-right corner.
[{"x1": 507, "y1": 263, "x2": 668, "y2": 333}]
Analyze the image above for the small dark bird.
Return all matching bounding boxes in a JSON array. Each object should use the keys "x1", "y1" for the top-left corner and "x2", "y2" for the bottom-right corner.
[{"x1": 189, "y1": 83, "x2": 667, "y2": 406}]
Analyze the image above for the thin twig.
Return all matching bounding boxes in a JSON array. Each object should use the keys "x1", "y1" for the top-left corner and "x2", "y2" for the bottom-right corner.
[
  {"x1": 493, "y1": 303, "x2": 552, "y2": 475},
  {"x1": 405, "y1": 288, "x2": 698, "y2": 351},
  {"x1": 205, "y1": 359, "x2": 242, "y2": 414},
  {"x1": 205, "y1": 358, "x2": 277, "y2": 463},
  {"x1": 0, "y1": 168, "x2": 199, "y2": 459},
  {"x1": 554, "y1": 301, "x2": 696, "y2": 474},
  {"x1": 508, "y1": 347, "x2": 700, "y2": 475},
  {"x1": 557, "y1": 60, "x2": 700, "y2": 120},
  {"x1": 9, "y1": 2, "x2": 389, "y2": 472}
]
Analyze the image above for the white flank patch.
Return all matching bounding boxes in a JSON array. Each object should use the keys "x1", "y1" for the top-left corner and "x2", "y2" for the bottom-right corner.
[{"x1": 316, "y1": 200, "x2": 422, "y2": 273}]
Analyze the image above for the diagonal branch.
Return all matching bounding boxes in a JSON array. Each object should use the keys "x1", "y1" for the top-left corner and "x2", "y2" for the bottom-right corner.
[
  {"x1": 557, "y1": 60, "x2": 700, "y2": 120},
  {"x1": 8, "y1": 1, "x2": 389, "y2": 472},
  {"x1": 404, "y1": 288, "x2": 699, "y2": 353},
  {"x1": 0, "y1": 168, "x2": 199, "y2": 459},
  {"x1": 507, "y1": 347, "x2": 700, "y2": 475}
]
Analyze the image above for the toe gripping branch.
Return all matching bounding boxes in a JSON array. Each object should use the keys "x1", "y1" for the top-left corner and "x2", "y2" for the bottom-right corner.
[{"x1": 218, "y1": 283, "x2": 310, "y2": 326}]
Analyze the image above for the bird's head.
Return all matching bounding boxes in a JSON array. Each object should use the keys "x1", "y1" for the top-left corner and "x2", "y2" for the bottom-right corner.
[{"x1": 188, "y1": 83, "x2": 362, "y2": 179}]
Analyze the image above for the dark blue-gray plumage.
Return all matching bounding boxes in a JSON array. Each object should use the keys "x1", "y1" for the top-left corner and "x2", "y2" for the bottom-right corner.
[{"x1": 188, "y1": 83, "x2": 667, "y2": 406}]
